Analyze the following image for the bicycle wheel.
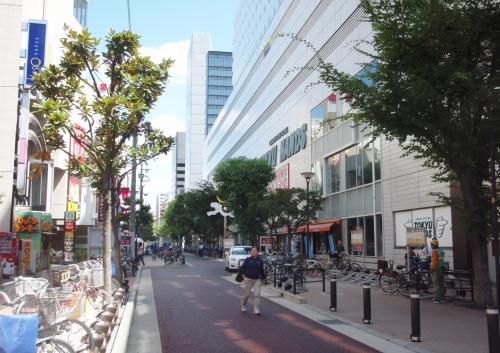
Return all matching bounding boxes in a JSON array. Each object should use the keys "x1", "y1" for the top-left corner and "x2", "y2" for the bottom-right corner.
[
  {"x1": 36, "y1": 337, "x2": 76, "y2": 353},
  {"x1": 396, "y1": 273, "x2": 415, "y2": 296},
  {"x1": 46, "y1": 319, "x2": 95, "y2": 353},
  {"x1": 348, "y1": 262, "x2": 363, "y2": 273},
  {"x1": 444, "y1": 274, "x2": 463, "y2": 299},
  {"x1": 378, "y1": 273, "x2": 398, "y2": 294}
]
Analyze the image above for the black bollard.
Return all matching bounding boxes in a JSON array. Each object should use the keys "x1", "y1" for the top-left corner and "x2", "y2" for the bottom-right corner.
[
  {"x1": 322, "y1": 269, "x2": 326, "y2": 292},
  {"x1": 329, "y1": 277, "x2": 337, "y2": 312},
  {"x1": 410, "y1": 293, "x2": 421, "y2": 342},
  {"x1": 293, "y1": 273, "x2": 297, "y2": 295},
  {"x1": 363, "y1": 283, "x2": 371, "y2": 324},
  {"x1": 274, "y1": 267, "x2": 277, "y2": 288},
  {"x1": 486, "y1": 307, "x2": 499, "y2": 353}
]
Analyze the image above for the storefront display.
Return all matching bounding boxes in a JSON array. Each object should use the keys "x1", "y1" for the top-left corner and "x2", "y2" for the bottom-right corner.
[{"x1": 0, "y1": 233, "x2": 17, "y2": 277}]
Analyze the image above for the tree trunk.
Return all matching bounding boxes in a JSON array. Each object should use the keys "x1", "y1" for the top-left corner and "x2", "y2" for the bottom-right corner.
[
  {"x1": 460, "y1": 175, "x2": 493, "y2": 308},
  {"x1": 102, "y1": 188, "x2": 113, "y2": 294},
  {"x1": 111, "y1": 188, "x2": 123, "y2": 283}
]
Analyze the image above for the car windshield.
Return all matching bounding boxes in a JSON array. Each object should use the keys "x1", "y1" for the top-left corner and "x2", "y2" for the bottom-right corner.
[{"x1": 232, "y1": 248, "x2": 250, "y2": 255}]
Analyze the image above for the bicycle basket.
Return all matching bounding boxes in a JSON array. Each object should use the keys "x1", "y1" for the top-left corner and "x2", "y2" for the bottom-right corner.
[
  {"x1": 90, "y1": 268, "x2": 104, "y2": 288},
  {"x1": 15, "y1": 277, "x2": 48, "y2": 297}
]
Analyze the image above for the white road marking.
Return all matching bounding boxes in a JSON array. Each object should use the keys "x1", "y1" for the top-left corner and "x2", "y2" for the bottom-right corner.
[{"x1": 176, "y1": 275, "x2": 201, "y2": 278}]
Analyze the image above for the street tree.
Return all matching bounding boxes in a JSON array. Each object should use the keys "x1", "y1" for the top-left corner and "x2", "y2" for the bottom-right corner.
[
  {"x1": 34, "y1": 28, "x2": 174, "y2": 292},
  {"x1": 161, "y1": 181, "x2": 224, "y2": 250},
  {"x1": 212, "y1": 157, "x2": 274, "y2": 245},
  {"x1": 300, "y1": 0, "x2": 500, "y2": 306},
  {"x1": 273, "y1": 188, "x2": 322, "y2": 252}
]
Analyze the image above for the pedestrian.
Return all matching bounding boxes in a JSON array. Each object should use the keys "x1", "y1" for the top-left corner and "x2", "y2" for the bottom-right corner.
[
  {"x1": 239, "y1": 246, "x2": 266, "y2": 315},
  {"x1": 430, "y1": 238, "x2": 446, "y2": 303},
  {"x1": 137, "y1": 245, "x2": 145, "y2": 266}
]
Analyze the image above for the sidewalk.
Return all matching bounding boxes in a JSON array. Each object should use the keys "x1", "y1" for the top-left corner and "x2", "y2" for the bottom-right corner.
[
  {"x1": 295, "y1": 279, "x2": 487, "y2": 353},
  {"x1": 125, "y1": 258, "x2": 162, "y2": 353}
]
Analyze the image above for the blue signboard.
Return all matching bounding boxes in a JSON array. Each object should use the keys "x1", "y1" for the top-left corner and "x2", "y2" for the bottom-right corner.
[{"x1": 25, "y1": 20, "x2": 47, "y2": 86}]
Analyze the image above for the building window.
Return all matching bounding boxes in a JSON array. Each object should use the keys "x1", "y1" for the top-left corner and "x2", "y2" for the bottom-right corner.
[
  {"x1": 73, "y1": 0, "x2": 88, "y2": 27},
  {"x1": 29, "y1": 163, "x2": 48, "y2": 211},
  {"x1": 346, "y1": 214, "x2": 382, "y2": 257},
  {"x1": 326, "y1": 153, "x2": 341, "y2": 193},
  {"x1": 311, "y1": 161, "x2": 323, "y2": 194},
  {"x1": 310, "y1": 102, "x2": 324, "y2": 142},
  {"x1": 345, "y1": 145, "x2": 362, "y2": 189}
]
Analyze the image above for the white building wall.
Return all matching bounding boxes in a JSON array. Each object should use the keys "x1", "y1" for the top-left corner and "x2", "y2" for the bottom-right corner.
[
  {"x1": 206, "y1": 0, "x2": 454, "y2": 264},
  {"x1": 0, "y1": 0, "x2": 22, "y2": 232},
  {"x1": 185, "y1": 33, "x2": 210, "y2": 190}
]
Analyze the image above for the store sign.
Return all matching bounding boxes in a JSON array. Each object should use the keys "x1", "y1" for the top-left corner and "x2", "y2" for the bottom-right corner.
[
  {"x1": 280, "y1": 124, "x2": 307, "y2": 162},
  {"x1": 395, "y1": 206, "x2": 452, "y2": 247},
  {"x1": 14, "y1": 212, "x2": 40, "y2": 233},
  {"x1": 406, "y1": 228, "x2": 427, "y2": 247},
  {"x1": 351, "y1": 228, "x2": 364, "y2": 250},
  {"x1": 64, "y1": 220, "x2": 75, "y2": 232},
  {"x1": 269, "y1": 164, "x2": 289, "y2": 191},
  {"x1": 262, "y1": 124, "x2": 308, "y2": 167},
  {"x1": 25, "y1": 20, "x2": 47, "y2": 86},
  {"x1": 64, "y1": 231, "x2": 74, "y2": 262},
  {"x1": 22, "y1": 239, "x2": 32, "y2": 267}
]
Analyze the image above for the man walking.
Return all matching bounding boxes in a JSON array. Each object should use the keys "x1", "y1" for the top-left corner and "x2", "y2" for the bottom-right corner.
[
  {"x1": 240, "y1": 247, "x2": 266, "y2": 315},
  {"x1": 430, "y1": 238, "x2": 446, "y2": 303}
]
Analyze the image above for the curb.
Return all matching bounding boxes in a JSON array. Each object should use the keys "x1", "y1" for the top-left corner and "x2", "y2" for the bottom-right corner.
[
  {"x1": 263, "y1": 285, "x2": 307, "y2": 304},
  {"x1": 108, "y1": 267, "x2": 143, "y2": 353}
]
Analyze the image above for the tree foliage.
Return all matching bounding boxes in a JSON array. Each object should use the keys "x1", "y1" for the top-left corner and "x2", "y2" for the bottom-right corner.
[
  {"x1": 212, "y1": 157, "x2": 274, "y2": 244},
  {"x1": 305, "y1": 0, "x2": 500, "y2": 306},
  {"x1": 33, "y1": 28, "x2": 174, "y2": 291},
  {"x1": 161, "y1": 181, "x2": 224, "y2": 246}
]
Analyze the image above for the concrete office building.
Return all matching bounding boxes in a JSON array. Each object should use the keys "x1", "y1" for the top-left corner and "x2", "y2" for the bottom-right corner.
[
  {"x1": 185, "y1": 33, "x2": 233, "y2": 189},
  {"x1": 185, "y1": 33, "x2": 210, "y2": 190},
  {"x1": 172, "y1": 132, "x2": 186, "y2": 195},
  {"x1": 205, "y1": 0, "x2": 467, "y2": 270}
]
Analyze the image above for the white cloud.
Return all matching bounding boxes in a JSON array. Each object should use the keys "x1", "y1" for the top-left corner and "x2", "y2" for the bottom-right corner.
[{"x1": 141, "y1": 40, "x2": 190, "y2": 85}]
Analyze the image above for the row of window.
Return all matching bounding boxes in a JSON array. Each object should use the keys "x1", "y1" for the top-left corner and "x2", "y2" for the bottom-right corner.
[
  {"x1": 208, "y1": 67, "x2": 232, "y2": 77},
  {"x1": 207, "y1": 86, "x2": 233, "y2": 96},
  {"x1": 310, "y1": 94, "x2": 351, "y2": 142},
  {"x1": 207, "y1": 55, "x2": 233, "y2": 68},
  {"x1": 346, "y1": 214, "x2": 383, "y2": 257},
  {"x1": 208, "y1": 96, "x2": 230, "y2": 105},
  {"x1": 208, "y1": 77, "x2": 232, "y2": 86},
  {"x1": 312, "y1": 138, "x2": 381, "y2": 195},
  {"x1": 207, "y1": 105, "x2": 224, "y2": 115}
]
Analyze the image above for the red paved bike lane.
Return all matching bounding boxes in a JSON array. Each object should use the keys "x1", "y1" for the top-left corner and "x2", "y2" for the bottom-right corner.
[{"x1": 151, "y1": 255, "x2": 379, "y2": 353}]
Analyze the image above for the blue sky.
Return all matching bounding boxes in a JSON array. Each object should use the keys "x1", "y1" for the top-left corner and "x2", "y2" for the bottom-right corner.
[{"x1": 87, "y1": 0, "x2": 238, "y2": 208}]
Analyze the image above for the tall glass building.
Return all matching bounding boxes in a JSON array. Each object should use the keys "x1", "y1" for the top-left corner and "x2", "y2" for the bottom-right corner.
[{"x1": 206, "y1": 51, "x2": 233, "y2": 135}]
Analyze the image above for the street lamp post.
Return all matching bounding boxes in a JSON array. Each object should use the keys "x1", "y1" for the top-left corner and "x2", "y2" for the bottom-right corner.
[{"x1": 301, "y1": 171, "x2": 315, "y2": 258}]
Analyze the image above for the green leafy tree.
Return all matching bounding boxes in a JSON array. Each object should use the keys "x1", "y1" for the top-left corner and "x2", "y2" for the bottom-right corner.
[
  {"x1": 301, "y1": 0, "x2": 500, "y2": 306},
  {"x1": 34, "y1": 28, "x2": 174, "y2": 292},
  {"x1": 212, "y1": 157, "x2": 274, "y2": 245},
  {"x1": 161, "y1": 181, "x2": 224, "y2": 249},
  {"x1": 271, "y1": 188, "x2": 322, "y2": 251}
]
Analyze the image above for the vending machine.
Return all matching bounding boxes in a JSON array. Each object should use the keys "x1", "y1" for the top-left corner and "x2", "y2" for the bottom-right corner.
[{"x1": 0, "y1": 232, "x2": 18, "y2": 278}]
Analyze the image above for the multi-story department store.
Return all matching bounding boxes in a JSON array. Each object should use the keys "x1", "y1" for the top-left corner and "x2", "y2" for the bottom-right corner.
[{"x1": 205, "y1": 0, "x2": 472, "y2": 270}]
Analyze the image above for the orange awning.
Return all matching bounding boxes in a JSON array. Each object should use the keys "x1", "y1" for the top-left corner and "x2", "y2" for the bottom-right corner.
[{"x1": 296, "y1": 219, "x2": 341, "y2": 233}]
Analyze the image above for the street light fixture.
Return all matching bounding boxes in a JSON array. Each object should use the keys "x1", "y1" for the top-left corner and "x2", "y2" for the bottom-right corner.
[{"x1": 301, "y1": 171, "x2": 315, "y2": 258}]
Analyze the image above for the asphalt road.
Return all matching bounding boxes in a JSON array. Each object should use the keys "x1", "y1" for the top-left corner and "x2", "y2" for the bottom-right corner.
[{"x1": 151, "y1": 254, "x2": 379, "y2": 353}]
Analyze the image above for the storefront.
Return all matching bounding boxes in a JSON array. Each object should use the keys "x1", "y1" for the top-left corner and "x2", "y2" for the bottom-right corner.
[{"x1": 14, "y1": 211, "x2": 53, "y2": 273}]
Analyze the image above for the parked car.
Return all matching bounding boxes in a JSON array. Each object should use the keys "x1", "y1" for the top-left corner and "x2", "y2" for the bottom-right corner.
[{"x1": 225, "y1": 246, "x2": 251, "y2": 271}]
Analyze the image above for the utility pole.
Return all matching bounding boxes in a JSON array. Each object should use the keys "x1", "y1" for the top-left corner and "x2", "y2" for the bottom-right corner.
[{"x1": 126, "y1": 0, "x2": 137, "y2": 260}]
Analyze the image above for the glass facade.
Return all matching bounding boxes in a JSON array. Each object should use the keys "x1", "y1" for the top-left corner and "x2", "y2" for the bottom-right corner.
[
  {"x1": 73, "y1": 0, "x2": 88, "y2": 27},
  {"x1": 310, "y1": 93, "x2": 347, "y2": 142},
  {"x1": 206, "y1": 51, "x2": 233, "y2": 134},
  {"x1": 311, "y1": 93, "x2": 383, "y2": 257}
]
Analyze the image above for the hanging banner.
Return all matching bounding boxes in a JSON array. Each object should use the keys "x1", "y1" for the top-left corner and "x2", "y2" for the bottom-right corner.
[{"x1": 25, "y1": 20, "x2": 47, "y2": 86}]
